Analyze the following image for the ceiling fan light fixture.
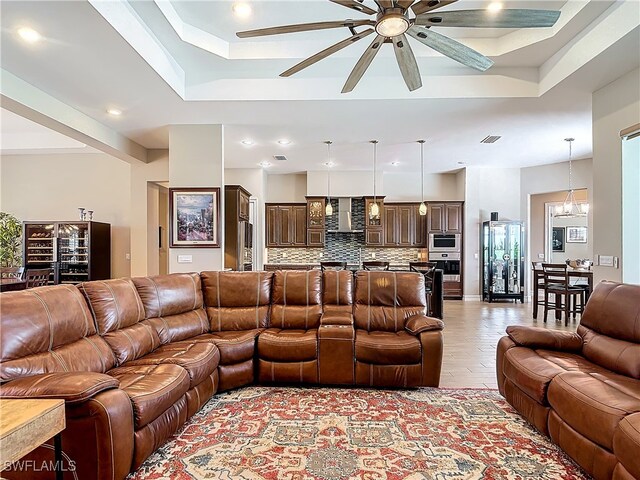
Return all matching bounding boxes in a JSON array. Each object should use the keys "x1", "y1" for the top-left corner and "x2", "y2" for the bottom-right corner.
[
  {"x1": 487, "y1": 2, "x2": 503, "y2": 13},
  {"x1": 376, "y1": 13, "x2": 410, "y2": 37}
]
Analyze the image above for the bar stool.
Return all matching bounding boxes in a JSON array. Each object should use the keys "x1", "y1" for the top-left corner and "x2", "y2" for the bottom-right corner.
[
  {"x1": 531, "y1": 262, "x2": 544, "y2": 319},
  {"x1": 410, "y1": 262, "x2": 437, "y2": 316},
  {"x1": 320, "y1": 261, "x2": 347, "y2": 271},
  {"x1": 542, "y1": 263, "x2": 584, "y2": 326},
  {"x1": 363, "y1": 261, "x2": 390, "y2": 271}
]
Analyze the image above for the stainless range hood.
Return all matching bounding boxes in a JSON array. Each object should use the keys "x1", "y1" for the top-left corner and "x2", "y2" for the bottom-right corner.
[{"x1": 327, "y1": 197, "x2": 363, "y2": 234}]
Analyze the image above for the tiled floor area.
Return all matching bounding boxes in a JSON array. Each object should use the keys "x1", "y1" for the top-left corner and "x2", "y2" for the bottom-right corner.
[{"x1": 440, "y1": 300, "x2": 579, "y2": 389}]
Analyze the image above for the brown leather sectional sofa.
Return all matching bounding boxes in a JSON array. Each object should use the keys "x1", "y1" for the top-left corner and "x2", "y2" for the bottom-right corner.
[
  {"x1": 497, "y1": 281, "x2": 640, "y2": 480},
  {"x1": 0, "y1": 269, "x2": 444, "y2": 480}
]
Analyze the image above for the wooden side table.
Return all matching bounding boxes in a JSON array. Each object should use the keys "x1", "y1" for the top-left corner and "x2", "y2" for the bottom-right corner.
[{"x1": 0, "y1": 399, "x2": 65, "y2": 479}]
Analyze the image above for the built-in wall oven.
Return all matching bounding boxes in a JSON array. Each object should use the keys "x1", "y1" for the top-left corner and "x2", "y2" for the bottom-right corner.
[
  {"x1": 429, "y1": 233, "x2": 461, "y2": 252},
  {"x1": 428, "y1": 252, "x2": 461, "y2": 282}
]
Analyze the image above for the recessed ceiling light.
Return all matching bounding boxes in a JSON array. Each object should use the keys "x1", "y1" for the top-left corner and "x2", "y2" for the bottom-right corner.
[
  {"x1": 324, "y1": 161, "x2": 335, "y2": 168},
  {"x1": 107, "y1": 108, "x2": 122, "y2": 116},
  {"x1": 391, "y1": 161, "x2": 400, "y2": 166},
  {"x1": 259, "y1": 161, "x2": 272, "y2": 168},
  {"x1": 232, "y1": 3, "x2": 252, "y2": 18},
  {"x1": 17, "y1": 27, "x2": 41, "y2": 44},
  {"x1": 277, "y1": 139, "x2": 291, "y2": 145},
  {"x1": 241, "y1": 139, "x2": 254, "y2": 146},
  {"x1": 458, "y1": 161, "x2": 467, "y2": 165},
  {"x1": 487, "y1": 2, "x2": 503, "y2": 13}
]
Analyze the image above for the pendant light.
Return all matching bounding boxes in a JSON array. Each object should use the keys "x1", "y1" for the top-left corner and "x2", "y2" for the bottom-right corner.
[
  {"x1": 554, "y1": 138, "x2": 589, "y2": 217},
  {"x1": 418, "y1": 140, "x2": 427, "y2": 216},
  {"x1": 369, "y1": 140, "x2": 380, "y2": 219},
  {"x1": 324, "y1": 141, "x2": 333, "y2": 216}
]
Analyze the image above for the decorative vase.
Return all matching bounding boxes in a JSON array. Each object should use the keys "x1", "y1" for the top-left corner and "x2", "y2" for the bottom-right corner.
[
  {"x1": 78, "y1": 208, "x2": 85, "y2": 220},
  {"x1": 88, "y1": 210, "x2": 94, "y2": 221}
]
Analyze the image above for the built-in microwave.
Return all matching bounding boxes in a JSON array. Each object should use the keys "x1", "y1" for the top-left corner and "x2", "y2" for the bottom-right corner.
[{"x1": 429, "y1": 233, "x2": 461, "y2": 252}]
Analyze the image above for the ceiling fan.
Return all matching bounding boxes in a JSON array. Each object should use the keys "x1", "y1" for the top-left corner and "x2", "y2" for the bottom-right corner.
[{"x1": 236, "y1": 0, "x2": 561, "y2": 93}]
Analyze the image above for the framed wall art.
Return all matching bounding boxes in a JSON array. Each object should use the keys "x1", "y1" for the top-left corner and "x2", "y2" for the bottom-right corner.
[
  {"x1": 566, "y1": 226, "x2": 588, "y2": 243},
  {"x1": 552, "y1": 226, "x2": 565, "y2": 252},
  {"x1": 169, "y1": 187, "x2": 220, "y2": 248}
]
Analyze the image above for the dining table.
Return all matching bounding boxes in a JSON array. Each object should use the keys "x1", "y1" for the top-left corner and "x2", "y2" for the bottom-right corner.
[
  {"x1": 532, "y1": 267, "x2": 594, "y2": 319},
  {"x1": 0, "y1": 278, "x2": 27, "y2": 292}
]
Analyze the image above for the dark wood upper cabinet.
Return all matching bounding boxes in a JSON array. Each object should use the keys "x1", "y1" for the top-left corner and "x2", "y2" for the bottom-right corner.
[
  {"x1": 306, "y1": 197, "x2": 326, "y2": 247},
  {"x1": 428, "y1": 202, "x2": 462, "y2": 234},
  {"x1": 225, "y1": 185, "x2": 252, "y2": 270},
  {"x1": 265, "y1": 203, "x2": 307, "y2": 247},
  {"x1": 383, "y1": 205, "x2": 398, "y2": 245},
  {"x1": 364, "y1": 197, "x2": 384, "y2": 246},
  {"x1": 383, "y1": 204, "x2": 424, "y2": 247},
  {"x1": 397, "y1": 205, "x2": 414, "y2": 246}
]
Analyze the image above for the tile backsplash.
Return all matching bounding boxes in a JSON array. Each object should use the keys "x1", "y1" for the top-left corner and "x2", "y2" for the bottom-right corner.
[{"x1": 267, "y1": 198, "x2": 427, "y2": 266}]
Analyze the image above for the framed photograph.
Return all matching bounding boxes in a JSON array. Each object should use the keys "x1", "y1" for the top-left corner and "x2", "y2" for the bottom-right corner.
[
  {"x1": 552, "y1": 227, "x2": 565, "y2": 252},
  {"x1": 169, "y1": 188, "x2": 220, "y2": 248},
  {"x1": 566, "y1": 226, "x2": 588, "y2": 243}
]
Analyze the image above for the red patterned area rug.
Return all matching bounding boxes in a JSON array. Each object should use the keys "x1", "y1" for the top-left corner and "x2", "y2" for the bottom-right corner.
[{"x1": 129, "y1": 387, "x2": 589, "y2": 480}]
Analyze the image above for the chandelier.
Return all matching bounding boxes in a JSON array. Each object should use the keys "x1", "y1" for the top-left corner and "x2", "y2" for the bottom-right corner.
[
  {"x1": 369, "y1": 140, "x2": 381, "y2": 219},
  {"x1": 418, "y1": 140, "x2": 427, "y2": 216},
  {"x1": 554, "y1": 138, "x2": 589, "y2": 218},
  {"x1": 324, "y1": 141, "x2": 333, "y2": 216}
]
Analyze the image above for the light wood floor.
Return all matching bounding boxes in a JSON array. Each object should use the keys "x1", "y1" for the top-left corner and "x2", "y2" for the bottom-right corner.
[{"x1": 439, "y1": 300, "x2": 579, "y2": 389}]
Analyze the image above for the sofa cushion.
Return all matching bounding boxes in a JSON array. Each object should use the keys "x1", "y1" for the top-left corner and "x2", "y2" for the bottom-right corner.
[
  {"x1": 270, "y1": 271, "x2": 322, "y2": 330},
  {"x1": 181, "y1": 330, "x2": 260, "y2": 365},
  {"x1": 258, "y1": 329, "x2": 318, "y2": 362},
  {"x1": 201, "y1": 271, "x2": 272, "y2": 331},
  {"x1": 108, "y1": 364, "x2": 190, "y2": 428},
  {"x1": 133, "y1": 273, "x2": 204, "y2": 318},
  {"x1": 614, "y1": 413, "x2": 640, "y2": 480},
  {"x1": 548, "y1": 371, "x2": 640, "y2": 451},
  {"x1": 355, "y1": 330, "x2": 422, "y2": 365},
  {"x1": 502, "y1": 348, "x2": 608, "y2": 404},
  {"x1": 353, "y1": 272, "x2": 426, "y2": 333},
  {"x1": 0, "y1": 285, "x2": 115, "y2": 381},
  {"x1": 322, "y1": 270, "x2": 353, "y2": 314},
  {"x1": 122, "y1": 342, "x2": 219, "y2": 389},
  {"x1": 578, "y1": 281, "x2": 640, "y2": 379},
  {"x1": 80, "y1": 279, "x2": 160, "y2": 364}
]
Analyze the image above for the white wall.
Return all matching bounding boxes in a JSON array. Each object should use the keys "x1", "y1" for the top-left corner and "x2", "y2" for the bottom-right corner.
[
  {"x1": 267, "y1": 173, "x2": 307, "y2": 202},
  {"x1": 0, "y1": 153, "x2": 132, "y2": 278},
  {"x1": 592, "y1": 68, "x2": 640, "y2": 283},
  {"x1": 168, "y1": 125, "x2": 225, "y2": 273},
  {"x1": 463, "y1": 167, "x2": 522, "y2": 298}
]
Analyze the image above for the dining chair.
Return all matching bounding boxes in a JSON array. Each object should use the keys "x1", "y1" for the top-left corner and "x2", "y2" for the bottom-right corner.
[
  {"x1": 320, "y1": 261, "x2": 347, "y2": 271},
  {"x1": 1, "y1": 266, "x2": 24, "y2": 279},
  {"x1": 25, "y1": 268, "x2": 52, "y2": 288},
  {"x1": 542, "y1": 263, "x2": 584, "y2": 326},
  {"x1": 409, "y1": 262, "x2": 437, "y2": 316},
  {"x1": 531, "y1": 262, "x2": 545, "y2": 319},
  {"x1": 362, "y1": 261, "x2": 390, "y2": 271}
]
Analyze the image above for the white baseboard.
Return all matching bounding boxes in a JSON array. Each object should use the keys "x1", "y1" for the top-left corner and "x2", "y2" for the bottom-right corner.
[{"x1": 462, "y1": 295, "x2": 482, "y2": 301}]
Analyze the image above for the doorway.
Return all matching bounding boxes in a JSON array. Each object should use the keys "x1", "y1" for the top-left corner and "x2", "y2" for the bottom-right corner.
[{"x1": 622, "y1": 133, "x2": 640, "y2": 284}]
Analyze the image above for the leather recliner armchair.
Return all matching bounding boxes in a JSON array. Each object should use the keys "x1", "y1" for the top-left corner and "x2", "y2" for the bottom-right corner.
[{"x1": 497, "y1": 281, "x2": 640, "y2": 480}]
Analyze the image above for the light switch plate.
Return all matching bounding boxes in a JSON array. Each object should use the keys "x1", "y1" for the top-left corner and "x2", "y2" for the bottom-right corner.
[
  {"x1": 177, "y1": 255, "x2": 193, "y2": 264},
  {"x1": 599, "y1": 255, "x2": 614, "y2": 267}
]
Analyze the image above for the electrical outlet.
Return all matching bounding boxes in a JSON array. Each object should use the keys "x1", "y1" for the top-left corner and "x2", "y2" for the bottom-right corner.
[
  {"x1": 538, "y1": 253, "x2": 545, "y2": 259},
  {"x1": 125, "y1": 253, "x2": 131, "y2": 260},
  {"x1": 371, "y1": 252, "x2": 376, "y2": 259},
  {"x1": 282, "y1": 252, "x2": 288, "y2": 258},
  {"x1": 614, "y1": 257, "x2": 619, "y2": 269}
]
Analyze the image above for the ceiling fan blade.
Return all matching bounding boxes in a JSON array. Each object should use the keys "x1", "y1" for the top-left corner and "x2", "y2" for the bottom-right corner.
[
  {"x1": 375, "y1": 0, "x2": 394, "y2": 9},
  {"x1": 392, "y1": 34, "x2": 422, "y2": 91},
  {"x1": 281, "y1": 29, "x2": 375, "y2": 77},
  {"x1": 416, "y1": 9, "x2": 561, "y2": 28},
  {"x1": 408, "y1": 26, "x2": 493, "y2": 71},
  {"x1": 395, "y1": 1, "x2": 416, "y2": 9},
  {"x1": 412, "y1": 0, "x2": 457, "y2": 15},
  {"x1": 342, "y1": 34, "x2": 385, "y2": 93},
  {"x1": 329, "y1": 0, "x2": 377, "y2": 16},
  {"x1": 237, "y1": 20, "x2": 374, "y2": 38}
]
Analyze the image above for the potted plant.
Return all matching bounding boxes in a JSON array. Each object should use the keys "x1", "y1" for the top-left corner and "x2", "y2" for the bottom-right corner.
[{"x1": 0, "y1": 212, "x2": 23, "y2": 268}]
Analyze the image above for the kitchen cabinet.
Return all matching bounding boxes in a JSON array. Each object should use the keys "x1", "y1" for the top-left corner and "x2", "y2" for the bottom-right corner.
[
  {"x1": 427, "y1": 202, "x2": 462, "y2": 233},
  {"x1": 265, "y1": 204, "x2": 307, "y2": 247},
  {"x1": 306, "y1": 197, "x2": 326, "y2": 247},
  {"x1": 225, "y1": 185, "x2": 253, "y2": 271},
  {"x1": 383, "y1": 203, "x2": 426, "y2": 247},
  {"x1": 364, "y1": 197, "x2": 384, "y2": 246}
]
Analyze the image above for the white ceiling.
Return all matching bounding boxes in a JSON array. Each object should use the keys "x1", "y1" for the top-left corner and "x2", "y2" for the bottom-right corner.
[{"x1": 0, "y1": 0, "x2": 638, "y2": 173}]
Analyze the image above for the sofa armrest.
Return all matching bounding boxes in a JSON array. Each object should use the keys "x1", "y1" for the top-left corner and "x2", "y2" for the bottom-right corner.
[
  {"x1": 405, "y1": 315, "x2": 444, "y2": 336},
  {"x1": 506, "y1": 326, "x2": 582, "y2": 352},
  {"x1": 320, "y1": 312, "x2": 354, "y2": 326},
  {"x1": 0, "y1": 372, "x2": 120, "y2": 404}
]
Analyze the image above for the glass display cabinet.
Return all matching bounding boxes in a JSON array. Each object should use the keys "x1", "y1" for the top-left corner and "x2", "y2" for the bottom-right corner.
[
  {"x1": 482, "y1": 220, "x2": 525, "y2": 303},
  {"x1": 23, "y1": 221, "x2": 111, "y2": 285}
]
